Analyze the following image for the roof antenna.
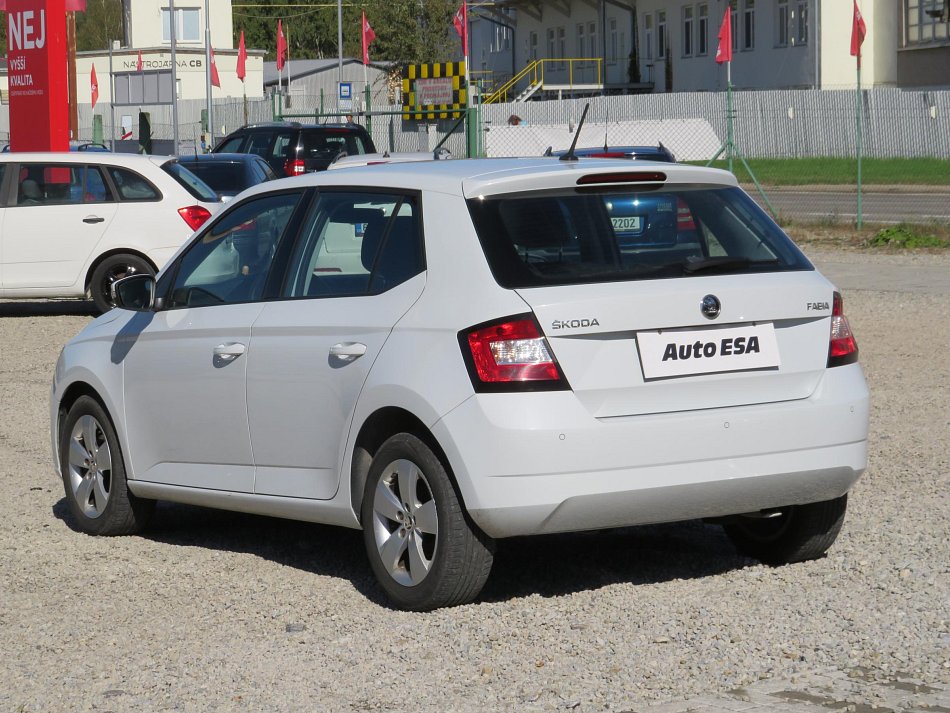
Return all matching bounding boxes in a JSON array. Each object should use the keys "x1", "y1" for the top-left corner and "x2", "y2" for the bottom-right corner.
[{"x1": 559, "y1": 103, "x2": 590, "y2": 162}]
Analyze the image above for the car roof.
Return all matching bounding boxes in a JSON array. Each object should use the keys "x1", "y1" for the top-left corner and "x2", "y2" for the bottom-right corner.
[
  {"x1": 0, "y1": 152, "x2": 175, "y2": 168},
  {"x1": 178, "y1": 153, "x2": 261, "y2": 162},
  {"x1": 242, "y1": 157, "x2": 736, "y2": 200}
]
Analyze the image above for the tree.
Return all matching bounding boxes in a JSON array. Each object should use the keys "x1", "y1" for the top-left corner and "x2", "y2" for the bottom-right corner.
[
  {"x1": 75, "y1": 0, "x2": 124, "y2": 51},
  {"x1": 234, "y1": 0, "x2": 460, "y2": 64}
]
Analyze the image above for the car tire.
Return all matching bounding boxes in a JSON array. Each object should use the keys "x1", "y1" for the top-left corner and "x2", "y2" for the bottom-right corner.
[
  {"x1": 60, "y1": 395, "x2": 154, "y2": 536},
  {"x1": 723, "y1": 494, "x2": 848, "y2": 565},
  {"x1": 361, "y1": 433, "x2": 495, "y2": 611},
  {"x1": 89, "y1": 254, "x2": 154, "y2": 313}
]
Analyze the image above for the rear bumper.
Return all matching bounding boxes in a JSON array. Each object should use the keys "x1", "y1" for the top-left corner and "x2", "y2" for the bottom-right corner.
[{"x1": 433, "y1": 363, "x2": 869, "y2": 538}]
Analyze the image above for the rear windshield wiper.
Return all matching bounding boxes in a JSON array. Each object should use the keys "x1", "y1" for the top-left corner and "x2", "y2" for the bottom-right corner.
[{"x1": 680, "y1": 256, "x2": 778, "y2": 274}]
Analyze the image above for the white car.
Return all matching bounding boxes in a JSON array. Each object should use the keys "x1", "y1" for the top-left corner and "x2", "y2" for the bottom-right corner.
[
  {"x1": 328, "y1": 148, "x2": 453, "y2": 170},
  {"x1": 0, "y1": 152, "x2": 220, "y2": 312},
  {"x1": 50, "y1": 158, "x2": 869, "y2": 610}
]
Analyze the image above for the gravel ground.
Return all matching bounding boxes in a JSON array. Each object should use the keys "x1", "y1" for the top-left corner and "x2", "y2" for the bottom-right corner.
[{"x1": 1, "y1": 250, "x2": 947, "y2": 712}]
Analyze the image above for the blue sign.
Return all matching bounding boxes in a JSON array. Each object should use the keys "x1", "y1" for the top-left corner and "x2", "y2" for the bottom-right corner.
[{"x1": 339, "y1": 82, "x2": 352, "y2": 100}]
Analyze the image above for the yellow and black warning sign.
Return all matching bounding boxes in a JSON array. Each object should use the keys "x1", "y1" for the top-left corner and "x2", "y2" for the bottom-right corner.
[{"x1": 402, "y1": 62, "x2": 467, "y2": 121}]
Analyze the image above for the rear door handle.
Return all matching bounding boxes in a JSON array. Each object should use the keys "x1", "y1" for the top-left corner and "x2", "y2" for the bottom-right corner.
[
  {"x1": 213, "y1": 343, "x2": 247, "y2": 362},
  {"x1": 83, "y1": 216, "x2": 105, "y2": 224},
  {"x1": 329, "y1": 342, "x2": 367, "y2": 362}
]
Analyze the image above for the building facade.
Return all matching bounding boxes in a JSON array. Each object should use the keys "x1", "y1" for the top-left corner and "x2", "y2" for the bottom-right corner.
[{"x1": 469, "y1": 1, "x2": 949, "y2": 94}]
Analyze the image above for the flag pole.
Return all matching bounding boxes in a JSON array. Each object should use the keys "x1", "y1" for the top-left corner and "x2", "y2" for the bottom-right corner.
[
  {"x1": 726, "y1": 58, "x2": 733, "y2": 174},
  {"x1": 856, "y1": 53, "x2": 863, "y2": 229},
  {"x1": 170, "y1": 0, "x2": 179, "y2": 153},
  {"x1": 108, "y1": 40, "x2": 115, "y2": 151},
  {"x1": 204, "y1": 0, "x2": 213, "y2": 149}
]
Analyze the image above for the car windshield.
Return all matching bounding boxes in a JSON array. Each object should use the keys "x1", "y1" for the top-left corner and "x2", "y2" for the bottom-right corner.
[
  {"x1": 467, "y1": 185, "x2": 811, "y2": 288},
  {"x1": 161, "y1": 160, "x2": 220, "y2": 202}
]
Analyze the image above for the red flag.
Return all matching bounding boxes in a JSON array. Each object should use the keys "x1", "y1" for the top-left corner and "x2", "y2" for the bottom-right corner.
[
  {"x1": 65, "y1": 0, "x2": 86, "y2": 10},
  {"x1": 453, "y1": 2, "x2": 468, "y2": 57},
  {"x1": 136, "y1": 50, "x2": 143, "y2": 72},
  {"x1": 715, "y1": 7, "x2": 732, "y2": 64},
  {"x1": 237, "y1": 30, "x2": 247, "y2": 81},
  {"x1": 361, "y1": 11, "x2": 377, "y2": 66},
  {"x1": 850, "y1": 0, "x2": 867, "y2": 59},
  {"x1": 90, "y1": 64, "x2": 99, "y2": 109},
  {"x1": 276, "y1": 20, "x2": 287, "y2": 71},
  {"x1": 210, "y1": 47, "x2": 221, "y2": 88}
]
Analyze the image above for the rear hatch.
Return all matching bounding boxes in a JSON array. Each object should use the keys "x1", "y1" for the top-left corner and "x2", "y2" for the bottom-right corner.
[{"x1": 466, "y1": 173, "x2": 834, "y2": 417}]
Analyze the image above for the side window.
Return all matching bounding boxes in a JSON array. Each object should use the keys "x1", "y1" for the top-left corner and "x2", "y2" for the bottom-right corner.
[
  {"x1": 245, "y1": 132, "x2": 273, "y2": 158},
  {"x1": 270, "y1": 132, "x2": 295, "y2": 162},
  {"x1": 216, "y1": 136, "x2": 244, "y2": 153},
  {"x1": 83, "y1": 167, "x2": 112, "y2": 203},
  {"x1": 168, "y1": 192, "x2": 302, "y2": 309},
  {"x1": 107, "y1": 167, "x2": 160, "y2": 201},
  {"x1": 284, "y1": 191, "x2": 422, "y2": 299}
]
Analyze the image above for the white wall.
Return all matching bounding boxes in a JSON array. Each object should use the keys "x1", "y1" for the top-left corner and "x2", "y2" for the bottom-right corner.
[
  {"x1": 819, "y1": 0, "x2": 897, "y2": 88},
  {"x1": 75, "y1": 50, "x2": 265, "y2": 103},
  {"x1": 130, "y1": 0, "x2": 235, "y2": 50}
]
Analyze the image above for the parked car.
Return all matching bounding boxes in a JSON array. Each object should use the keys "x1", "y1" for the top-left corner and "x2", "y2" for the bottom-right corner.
[
  {"x1": 0, "y1": 152, "x2": 220, "y2": 312},
  {"x1": 51, "y1": 158, "x2": 868, "y2": 611},
  {"x1": 177, "y1": 152, "x2": 278, "y2": 200},
  {"x1": 545, "y1": 144, "x2": 676, "y2": 162},
  {"x1": 328, "y1": 148, "x2": 453, "y2": 170},
  {"x1": 2, "y1": 141, "x2": 112, "y2": 153},
  {"x1": 212, "y1": 121, "x2": 377, "y2": 177}
]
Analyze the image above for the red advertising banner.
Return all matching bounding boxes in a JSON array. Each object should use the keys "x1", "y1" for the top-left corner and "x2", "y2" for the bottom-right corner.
[{"x1": 6, "y1": 0, "x2": 69, "y2": 152}]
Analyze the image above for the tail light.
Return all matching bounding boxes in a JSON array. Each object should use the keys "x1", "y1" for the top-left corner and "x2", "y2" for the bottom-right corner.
[
  {"x1": 459, "y1": 315, "x2": 569, "y2": 392},
  {"x1": 828, "y1": 291, "x2": 859, "y2": 367},
  {"x1": 178, "y1": 205, "x2": 212, "y2": 231},
  {"x1": 676, "y1": 198, "x2": 696, "y2": 231},
  {"x1": 283, "y1": 158, "x2": 306, "y2": 176}
]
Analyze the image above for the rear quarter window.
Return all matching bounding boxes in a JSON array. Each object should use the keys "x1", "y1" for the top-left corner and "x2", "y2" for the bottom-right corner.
[
  {"x1": 106, "y1": 166, "x2": 161, "y2": 201},
  {"x1": 161, "y1": 161, "x2": 219, "y2": 202},
  {"x1": 467, "y1": 185, "x2": 811, "y2": 288}
]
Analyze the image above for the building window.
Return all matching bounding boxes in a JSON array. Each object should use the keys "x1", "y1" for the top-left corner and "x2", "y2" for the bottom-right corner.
[
  {"x1": 698, "y1": 3, "x2": 709, "y2": 55},
  {"x1": 683, "y1": 6, "x2": 694, "y2": 56},
  {"x1": 530, "y1": 31, "x2": 539, "y2": 60},
  {"x1": 658, "y1": 11, "x2": 667, "y2": 57},
  {"x1": 162, "y1": 7, "x2": 200, "y2": 43},
  {"x1": 577, "y1": 23, "x2": 585, "y2": 55},
  {"x1": 547, "y1": 27, "x2": 555, "y2": 58},
  {"x1": 795, "y1": 1, "x2": 809, "y2": 45},
  {"x1": 905, "y1": 0, "x2": 950, "y2": 44},
  {"x1": 114, "y1": 71, "x2": 175, "y2": 105},
  {"x1": 743, "y1": 0, "x2": 756, "y2": 50},
  {"x1": 557, "y1": 26, "x2": 566, "y2": 59},
  {"x1": 644, "y1": 14, "x2": 654, "y2": 60},
  {"x1": 731, "y1": 5, "x2": 739, "y2": 50},
  {"x1": 609, "y1": 18, "x2": 618, "y2": 61},
  {"x1": 588, "y1": 21, "x2": 597, "y2": 58},
  {"x1": 777, "y1": 0, "x2": 789, "y2": 46}
]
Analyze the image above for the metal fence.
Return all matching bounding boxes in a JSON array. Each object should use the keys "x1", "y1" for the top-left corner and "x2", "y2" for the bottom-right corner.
[{"x1": 2, "y1": 86, "x2": 946, "y2": 226}]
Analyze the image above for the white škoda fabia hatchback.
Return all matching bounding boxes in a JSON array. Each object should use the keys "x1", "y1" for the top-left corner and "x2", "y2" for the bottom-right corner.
[{"x1": 51, "y1": 158, "x2": 869, "y2": 610}]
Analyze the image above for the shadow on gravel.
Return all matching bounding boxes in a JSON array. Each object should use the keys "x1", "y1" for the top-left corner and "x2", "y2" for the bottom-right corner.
[
  {"x1": 0, "y1": 300, "x2": 97, "y2": 318},
  {"x1": 54, "y1": 497, "x2": 747, "y2": 607}
]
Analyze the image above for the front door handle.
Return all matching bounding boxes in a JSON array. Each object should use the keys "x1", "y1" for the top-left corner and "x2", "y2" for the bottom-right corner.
[
  {"x1": 329, "y1": 342, "x2": 367, "y2": 362},
  {"x1": 213, "y1": 343, "x2": 247, "y2": 362},
  {"x1": 83, "y1": 216, "x2": 105, "y2": 224}
]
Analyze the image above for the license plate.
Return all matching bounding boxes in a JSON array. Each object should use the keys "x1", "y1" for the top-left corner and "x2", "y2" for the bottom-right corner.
[
  {"x1": 637, "y1": 323, "x2": 781, "y2": 380},
  {"x1": 611, "y1": 215, "x2": 643, "y2": 233}
]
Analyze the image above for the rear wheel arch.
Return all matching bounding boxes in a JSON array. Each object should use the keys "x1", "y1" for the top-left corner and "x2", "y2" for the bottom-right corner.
[
  {"x1": 350, "y1": 407, "x2": 462, "y2": 524},
  {"x1": 85, "y1": 249, "x2": 158, "y2": 292}
]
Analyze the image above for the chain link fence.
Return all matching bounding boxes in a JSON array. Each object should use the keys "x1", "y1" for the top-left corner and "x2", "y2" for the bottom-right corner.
[{"x1": 9, "y1": 85, "x2": 944, "y2": 227}]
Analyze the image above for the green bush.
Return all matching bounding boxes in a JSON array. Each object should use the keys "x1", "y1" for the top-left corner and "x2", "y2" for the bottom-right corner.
[{"x1": 866, "y1": 225, "x2": 949, "y2": 249}]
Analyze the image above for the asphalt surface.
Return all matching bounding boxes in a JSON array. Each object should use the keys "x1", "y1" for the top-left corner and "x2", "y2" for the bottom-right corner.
[{"x1": 749, "y1": 188, "x2": 950, "y2": 224}]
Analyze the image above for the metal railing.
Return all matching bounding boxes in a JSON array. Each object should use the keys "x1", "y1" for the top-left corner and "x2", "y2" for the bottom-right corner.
[{"x1": 482, "y1": 58, "x2": 603, "y2": 104}]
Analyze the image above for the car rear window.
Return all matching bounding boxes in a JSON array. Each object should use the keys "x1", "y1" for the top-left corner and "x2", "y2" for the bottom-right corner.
[
  {"x1": 161, "y1": 161, "x2": 219, "y2": 202},
  {"x1": 467, "y1": 185, "x2": 811, "y2": 288},
  {"x1": 181, "y1": 161, "x2": 246, "y2": 195},
  {"x1": 301, "y1": 131, "x2": 370, "y2": 159}
]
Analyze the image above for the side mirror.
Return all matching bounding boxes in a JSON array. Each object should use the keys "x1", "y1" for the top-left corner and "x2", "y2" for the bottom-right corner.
[{"x1": 113, "y1": 274, "x2": 156, "y2": 312}]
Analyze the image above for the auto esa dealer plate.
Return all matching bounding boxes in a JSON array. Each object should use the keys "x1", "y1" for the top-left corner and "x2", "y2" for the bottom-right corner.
[{"x1": 637, "y1": 323, "x2": 781, "y2": 380}]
